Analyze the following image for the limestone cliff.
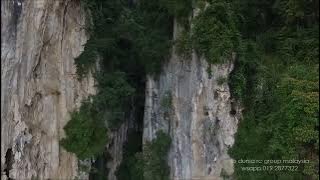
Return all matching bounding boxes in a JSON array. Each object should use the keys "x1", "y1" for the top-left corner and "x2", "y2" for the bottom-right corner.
[
  {"x1": 1, "y1": 0, "x2": 95, "y2": 179},
  {"x1": 143, "y1": 18, "x2": 241, "y2": 180},
  {"x1": 2, "y1": 1, "x2": 241, "y2": 179}
]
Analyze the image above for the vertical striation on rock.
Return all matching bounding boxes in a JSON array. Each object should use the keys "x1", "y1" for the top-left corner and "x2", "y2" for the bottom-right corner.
[
  {"x1": 143, "y1": 18, "x2": 241, "y2": 179},
  {"x1": 1, "y1": 0, "x2": 96, "y2": 179},
  {"x1": 107, "y1": 119, "x2": 129, "y2": 180}
]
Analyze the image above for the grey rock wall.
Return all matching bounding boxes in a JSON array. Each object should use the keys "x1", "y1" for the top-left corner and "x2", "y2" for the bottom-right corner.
[
  {"x1": 1, "y1": 0, "x2": 95, "y2": 179},
  {"x1": 143, "y1": 18, "x2": 241, "y2": 180},
  {"x1": 2, "y1": 1, "x2": 241, "y2": 179}
]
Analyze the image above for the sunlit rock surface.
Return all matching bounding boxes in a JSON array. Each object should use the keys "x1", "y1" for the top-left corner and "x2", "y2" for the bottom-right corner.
[{"x1": 1, "y1": 0, "x2": 95, "y2": 179}]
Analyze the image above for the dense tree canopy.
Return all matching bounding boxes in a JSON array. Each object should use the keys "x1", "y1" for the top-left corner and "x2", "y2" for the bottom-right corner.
[{"x1": 228, "y1": 0, "x2": 319, "y2": 179}]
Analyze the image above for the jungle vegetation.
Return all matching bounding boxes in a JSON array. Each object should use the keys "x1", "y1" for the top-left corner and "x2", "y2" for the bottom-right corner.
[{"x1": 60, "y1": 0, "x2": 319, "y2": 179}]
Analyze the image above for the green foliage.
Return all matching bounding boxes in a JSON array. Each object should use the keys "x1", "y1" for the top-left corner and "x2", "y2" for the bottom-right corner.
[
  {"x1": 94, "y1": 72, "x2": 135, "y2": 129},
  {"x1": 131, "y1": 152, "x2": 144, "y2": 180},
  {"x1": 66, "y1": 0, "x2": 319, "y2": 179},
  {"x1": 276, "y1": 25, "x2": 319, "y2": 64},
  {"x1": 60, "y1": 100, "x2": 108, "y2": 160},
  {"x1": 273, "y1": 0, "x2": 319, "y2": 26},
  {"x1": 229, "y1": 40, "x2": 261, "y2": 102},
  {"x1": 217, "y1": 76, "x2": 227, "y2": 85},
  {"x1": 174, "y1": 0, "x2": 242, "y2": 64},
  {"x1": 230, "y1": 64, "x2": 319, "y2": 179},
  {"x1": 195, "y1": 0, "x2": 207, "y2": 10},
  {"x1": 175, "y1": 30, "x2": 192, "y2": 58},
  {"x1": 206, "y1": 65, "x2": 213, "y2": 79},
  {"x1": 116, "y1": 130, "x2": 171, "y2": 180},
  {"x1": 266, "y1": 65, "x2": 319, "y2": 160},
  {"x1": 229, "y1": 0, "x2": 319, "y2": 179},
  {"x1": 160, "y1": 91, "x2": 173, "y2": 110},
  {"x1": 160, "y1": 0, "x2": 192, "y2": 26},
  {"x1": 116, "y1": 131, "x2": 143, "y2": 180},
  {"x1": 63, "y1": 0, "x2": 173, "y2": 163},
  {"x1": 76, "y1": 0, "x2": 173, "y2": 78},
  {"x1": 131, "y1": 0, "x2": 173, "y2": 74},
  {"x1": 78, "y1": 163, "x2": 91, "y2": 173},
  {"x1": 61, "y1": 71, "x2": 134, "y2": 160},
  {"x1": 160, "y1": 0, "x2": 192, "y2": 18},
  {"x1": 117, "y1": 152, "x2": 144, "y2": 180},
  {"x1": 144, "y1": 130, "x2": 172, "y2": 180},
  {"x1": 191, "y1": 0, "x2": 241, "y2": 64},
  {"x1": 74, "y1": 41, "x2": 98, "y2": 79}
]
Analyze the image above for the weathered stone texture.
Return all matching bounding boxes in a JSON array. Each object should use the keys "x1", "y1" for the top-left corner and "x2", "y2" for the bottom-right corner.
[
  {"x1": 143, "y1": 19, "x2": 241, "y2": 180},
  {"x1": 1, "y1": 0, "x2": 95, "y2": 179}
]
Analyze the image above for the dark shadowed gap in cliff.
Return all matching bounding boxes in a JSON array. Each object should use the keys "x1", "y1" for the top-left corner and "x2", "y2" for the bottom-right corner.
[
  {"x1": 4, "y1": 148, "x2": 13, "y2": 180},
  {"x1": 88, "y1": 78, "x2": 145, "y2": 180},
  {"x1": 89, "y1": 151, "x2": 111, "y2": 180},
  {"x1": 67, "y1": 0, "x2": 174, "y2": 178},
  {"x1": 112, "y1": 67, "x2": 145, "y2": 180},
  {"x1": 10, "y1": 0, "x2": 23, "y2": 36},
  {"x1": 88, "y1": 39, "x2": 146, "y2": 179}
]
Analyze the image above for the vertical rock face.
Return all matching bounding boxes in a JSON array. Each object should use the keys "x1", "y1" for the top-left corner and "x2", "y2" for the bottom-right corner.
[
  {"x1": 1, "y1": 0, "x2": 95, "y2": 179},
  {"x1": 107, "y1": 103, "x2": 140, "y2": 180},
  {"x1": 143, "y1": 20, "x2": 241, "y2": 179},
  {"x1": 107, "y1": 120, "x2": 130, "y2": 180}
]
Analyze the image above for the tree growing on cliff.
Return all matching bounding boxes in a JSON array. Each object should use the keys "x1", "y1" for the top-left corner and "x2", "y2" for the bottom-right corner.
[
  {"x1": 60, "y1": 100, "x2": 108, "y2": 160},
  {"x1": 143, "y1": 130, "x2": 172, "y2": 180},
  {"x1": 60, "y1": 71, "x2": 135, "y2": 160}
]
